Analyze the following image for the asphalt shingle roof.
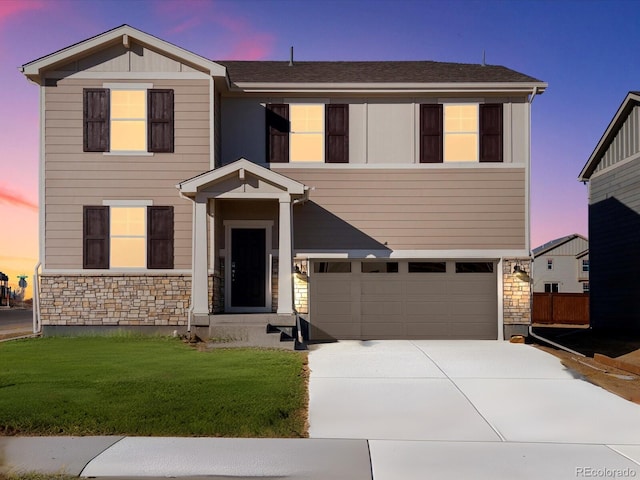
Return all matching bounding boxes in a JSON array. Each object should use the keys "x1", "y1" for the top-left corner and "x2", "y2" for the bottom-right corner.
[{"x1": 216, "y1": 60, "x2": 543, "y2": 84}]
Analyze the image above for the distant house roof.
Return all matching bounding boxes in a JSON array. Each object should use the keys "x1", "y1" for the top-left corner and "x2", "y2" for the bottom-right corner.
[
  {"x1": 579, "y1": 91, "x2": 640, "y2": 181},
  {"x1": 532, "y1": 234, "x2": 588, "y2": 257},
  {"x1": 216, "y1": 60, "x2": 543, "y2": 84}
]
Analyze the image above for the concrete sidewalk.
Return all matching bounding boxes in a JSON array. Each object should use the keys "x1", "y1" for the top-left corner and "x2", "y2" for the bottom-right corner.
[{"x1": 2, "y1": 341, "x2": 640, "y2": 478}]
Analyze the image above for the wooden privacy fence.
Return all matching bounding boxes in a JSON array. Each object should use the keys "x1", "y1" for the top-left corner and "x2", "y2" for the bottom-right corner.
[{"x1": 532, "y1": 293, "x2": 590, "y2": 325}]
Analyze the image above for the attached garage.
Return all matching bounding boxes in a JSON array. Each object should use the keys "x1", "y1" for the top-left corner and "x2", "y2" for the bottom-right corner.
[{"x1": 309, "y1": 260, "x2": 498, "y2": 340}]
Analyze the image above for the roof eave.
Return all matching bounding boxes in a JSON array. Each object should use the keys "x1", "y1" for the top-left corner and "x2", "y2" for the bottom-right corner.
[
  {"x1": 578, "y1": 92, "x2": 640, "y2": 181},
  {"x1": 228, "y1": 81, "x2": 548, "y2": 94}
]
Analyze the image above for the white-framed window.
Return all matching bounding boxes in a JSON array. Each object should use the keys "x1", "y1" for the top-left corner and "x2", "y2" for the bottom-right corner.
[
  {"x1": 547, "y1": 258, "x2": 554, "y2": 270},
  {"x1": 582, "y1": 259, "x2": 589, "y2": 272},
  {"x1": 110, "y1": 206, "x2": 146, "y2": 268},
  {"x1": 110, "y1": 89, "x2": 147, "y2": 152},
  {"x1": 583, "y1": 282, "x2": 590, "y2": 293},
  {"x1": 444, "y1": 104, "x2": 479, "y2": 162},
  {"x1": 290, "y1": 104, "x2": 324, "y2": 162},
  {"x1": 544, "y1": 282, "x2": 559, "y2": 293}
]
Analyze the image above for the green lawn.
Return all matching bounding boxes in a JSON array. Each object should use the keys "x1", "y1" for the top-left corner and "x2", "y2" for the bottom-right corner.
[{"x1": 0, "y1": 336, "x2": 307, "y2": 437}]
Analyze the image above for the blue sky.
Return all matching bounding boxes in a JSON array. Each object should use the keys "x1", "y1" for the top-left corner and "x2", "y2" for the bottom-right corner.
[{"x1": 1, "y1": 0, "x2": 638, "y2": 293}]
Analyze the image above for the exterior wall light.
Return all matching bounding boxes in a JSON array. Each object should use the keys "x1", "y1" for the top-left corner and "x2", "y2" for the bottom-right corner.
[{"x1": 513, "y1": 265, "x2": 531, "y2": 283}]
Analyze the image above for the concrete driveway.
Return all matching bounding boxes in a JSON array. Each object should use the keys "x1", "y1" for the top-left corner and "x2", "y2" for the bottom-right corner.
[{"x1": 308, "y1": 340, "x2": 640, "y2": 479}]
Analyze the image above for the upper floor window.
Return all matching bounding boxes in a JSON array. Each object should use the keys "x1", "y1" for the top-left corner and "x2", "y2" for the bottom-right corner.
[
  {"x1": 547, "y1": 258, "x2": 553, "y2": 270},
  {"x1": 110, "y1": 90, "x2": 146, "y2": 152},
  {"x1": 290, "y1": 104, "x2": 324, "y2": 162},
  {"x1": 583, "y1": 282, "x2": 590, "y2": 293},
  {"x1": 266, "y1": 103, "x2": 348, "y2": 163},
  {"x1": 83, "y1": 87, "x2": 174, "y2": 154},
  {"x1": 444, "y1": 104, "x2": 478, "y2": 162},
  {"x1": 582, "y1": 259, "x2": 589, "y2": 272},
  {"x1": 420, "y1": 103, "x2": 503, "y2": 163}
]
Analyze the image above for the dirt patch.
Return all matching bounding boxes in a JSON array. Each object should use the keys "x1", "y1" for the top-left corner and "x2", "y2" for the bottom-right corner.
[{"x1": 532, "y1": 327, "x2": 640, "y2": 405}]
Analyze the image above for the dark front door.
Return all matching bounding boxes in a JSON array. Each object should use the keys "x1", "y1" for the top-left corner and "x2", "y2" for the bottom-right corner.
[{"x1": 231, "y1": 228, "x2": 266, "y2": 308}]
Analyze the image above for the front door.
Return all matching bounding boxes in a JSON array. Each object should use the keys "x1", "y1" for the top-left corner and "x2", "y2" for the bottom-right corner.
[{"x1": 231, "y1": 228, "x2": 266, "y2": 308}]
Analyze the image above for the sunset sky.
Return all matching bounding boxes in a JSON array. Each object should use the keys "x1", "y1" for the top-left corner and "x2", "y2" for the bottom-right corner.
[{"x1": 1, "y1": 0, "x2": 638, "y2": 299}]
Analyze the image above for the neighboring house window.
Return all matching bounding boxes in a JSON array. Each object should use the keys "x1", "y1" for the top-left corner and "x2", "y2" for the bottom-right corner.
[
  {"x1": 83, "y1": 88, "x2": 174, "y2": 153},
  {"x1": 582, "y1": 259, "x2": 590, "y2": 272},
  {"x1": 547, "y1": 259, "x2": 553, "y2": 270},
  {"x1": 419, "y1": 103, "x2": 503, "y2": 163},
  {"x1": 266, "y1": 103, "x2": 348, "y2": 163},
  {"x1": 83, "y1": 205, "x2": 174, "y2": 269},
  {"x1": 544, "y1": 283, "x2": 559, "y2": 293},
  {"x1": 583, "y1": 282, "x2": 590, "y2": 293}
]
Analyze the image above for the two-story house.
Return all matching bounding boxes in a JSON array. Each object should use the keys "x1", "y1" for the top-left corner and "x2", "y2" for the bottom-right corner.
[
  {"x1": 579, "y1": 91, "x2": 640, "y2": 332},
  {"x1": 21, "y1": 25, "x2": 546, "y2": 342},
  {"x1": 532, "y1": 234, "x2": 589, "y2": 294}
]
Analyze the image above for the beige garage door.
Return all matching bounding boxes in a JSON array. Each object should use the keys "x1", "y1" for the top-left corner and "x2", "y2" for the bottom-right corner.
[{"x1": 309, "y1": 260, "x2": 498, "y2": 340}]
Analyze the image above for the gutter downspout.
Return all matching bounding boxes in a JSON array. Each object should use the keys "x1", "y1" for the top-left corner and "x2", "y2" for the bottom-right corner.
[{"x1": 33, "y1": 262, "x2": 42, "y2": 334}]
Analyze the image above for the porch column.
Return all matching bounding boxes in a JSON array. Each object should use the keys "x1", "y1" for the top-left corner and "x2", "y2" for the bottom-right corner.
[
  {"x1": 192, "y1": 194, "x2": 209, "y2": 315},
  {"x1": 277, "y1": 198, "x2": 294, "y2": 315}
]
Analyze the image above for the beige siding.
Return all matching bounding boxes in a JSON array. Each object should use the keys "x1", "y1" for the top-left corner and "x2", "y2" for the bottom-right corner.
[
  {"x1": 43, "y1": 77, "x2": 210, "y2": 269},
  {"x1": 281, "y1": 168, "x2": 526, "y2": 250}
]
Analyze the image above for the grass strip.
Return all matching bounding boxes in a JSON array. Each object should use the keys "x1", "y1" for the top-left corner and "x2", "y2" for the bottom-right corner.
[{"x1": 0, "y1": 336, "x2": 307, "y2": 437}]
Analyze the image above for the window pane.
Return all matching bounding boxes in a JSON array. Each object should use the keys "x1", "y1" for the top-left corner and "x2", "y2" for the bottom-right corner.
[
  {"x1": 408, "y1": 262, "x2": 446, "y2": 273},
  {"x1": 111, "y1": 90, "x2": 145, "y2": 119},
  {"x1": 444, "y1": 105, "x2": 478, "y2": 132},
  {"x1": 111, "y1": 207, "x2": 145, "y2": 236},
  {"x1": 362, "y1": 262, "x2": 398, "y2": 273},
  {"x1": 111, "y1": 237, "x2": 145, "y2": 268},
  {"x1": 291, "y1": 133, "x2": 323, "y2": 162},
  {"x1": 314, "y1": 262, "x2": 351, "y2": 273},
  {"x1": 290, "y1": 104, "x2": 323, "y2": 132},
  {"x1": 455, "y1": 262, "x2": 494, "y2": 273},
  {"x1": 445, "y1": 134, "x2": 478, "y2": 162},
  {"x1": 111, "y1": 120, "x2": 146, "y2": 151}
]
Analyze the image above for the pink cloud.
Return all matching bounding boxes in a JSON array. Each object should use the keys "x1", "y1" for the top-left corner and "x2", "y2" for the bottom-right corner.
[
  {"x1": 0, "y1": 0, "x2": 47, "y2": 23},
  {"x1": 0, "y1": 187, "x2": 38, "y2": 212},
  {"x1": 155, "y1": 0, "x2": 275, "y2": 59}
]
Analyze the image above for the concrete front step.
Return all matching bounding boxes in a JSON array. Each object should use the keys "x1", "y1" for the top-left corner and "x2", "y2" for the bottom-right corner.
[
  {"x1": 194, "y1": 323, "x2": 297, "y2": 350},
  {"x1": 193, "y1": 313, "x2": 296, "y2": 327}
]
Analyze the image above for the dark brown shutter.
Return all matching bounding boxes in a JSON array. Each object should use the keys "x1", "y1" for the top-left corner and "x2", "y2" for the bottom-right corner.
[
  {"x1": 83, "y1": 89, "x2": 109, "y2": 152},
  {"x1": 83, "y1": 206, "x2": 109, "y2": 269},
  {"x1": 419, "y1": 104, "x2": 443, "y2": 163},
  {"x1": 266, "y1": 104, "x2": 289, "y2": 163},
  {"x1": 326, "y1": 104, "x2": 349, "y2": 163},
  {"x1": 147, "y1": 206, "x2": 174, "y2": 269},
  {"x1": 148, "y1": 89, "x2": 174, "y2": 153},
  {"x1": 479, "y1": 104, "x2": 503, "y2": 162}
]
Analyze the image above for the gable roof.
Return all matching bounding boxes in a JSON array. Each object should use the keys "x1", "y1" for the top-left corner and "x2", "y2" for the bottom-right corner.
[
  {"x1": 579, "y1": 91, "x2": 640, "y2": 181},
  {"x1": 21, "y1": 25, "x2": 546, "y2": 94},
  {"x1": 532, "y1": 234, "x2": 588, "y2": 257},
  {"x1": 20, "y1": 24, "x2": 226, "y2": 83}
]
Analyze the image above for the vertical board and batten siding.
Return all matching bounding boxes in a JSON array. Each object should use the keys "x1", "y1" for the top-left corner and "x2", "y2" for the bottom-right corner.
[
  {"x1": 589, "y1": 154, "x2": 640, "y2": 331},
  {"x1": 44, "y1": 77, "x2": 210, "y2": 269},
  {"x1": 281, "y1": 168, "x2": 526, "y2": 250},
  {"x1": 594, "y1": 105, "x2": 640, "y2": 175}
]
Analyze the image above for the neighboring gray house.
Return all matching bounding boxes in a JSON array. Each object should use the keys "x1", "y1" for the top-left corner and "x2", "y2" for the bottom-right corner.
[
  {"x1": 579, "y1": 91, "x2": 640, "y2": 332},
  {"x1": 532, "y1": 234, "x2": 589, "y2": 294},
  {"x1": 21, "y1": 25, "x2": 546, "y2": 342}
]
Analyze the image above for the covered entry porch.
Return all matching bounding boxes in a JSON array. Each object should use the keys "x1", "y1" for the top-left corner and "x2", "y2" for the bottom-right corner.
[{"x1": 178, "y1": 159, "x2": 308, "y2": 338}]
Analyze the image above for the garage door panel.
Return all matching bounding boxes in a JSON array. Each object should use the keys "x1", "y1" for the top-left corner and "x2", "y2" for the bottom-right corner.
[
  {"x1": 361, "y1": 280, "x2": 403, "y2": 295},
  {"x1": 310, "y1": 260, "x2": 498, "y2": 340}
]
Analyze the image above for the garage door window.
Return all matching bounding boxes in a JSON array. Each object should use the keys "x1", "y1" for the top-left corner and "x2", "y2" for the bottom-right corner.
[
  {"x1": 408, "y1": 262, "x2": 446, "y2": 273},
  {"x1": 455, "y1": 262, "x2": 494, "y2": 273},
  {"x1": 362, "y1": 262, "x2": 399, "y2": 273},
  {"x1": 314, "y1": 262, "x2": 351, "y2": 273}
]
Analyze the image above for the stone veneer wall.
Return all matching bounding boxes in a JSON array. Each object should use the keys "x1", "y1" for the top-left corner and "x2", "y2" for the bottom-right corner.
[
  {"x1": 210, "y1": 259, "x2": 225, "y2": 313},
  {"x1": 503, "y1": 258, "x2": 532, "y2": 327},
  {"x1": 271, "y1": 257, "x2": 278, "y2": 313},
  {"x1": 39, "y1": 274, "x2": 191, "y2": 326}
]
